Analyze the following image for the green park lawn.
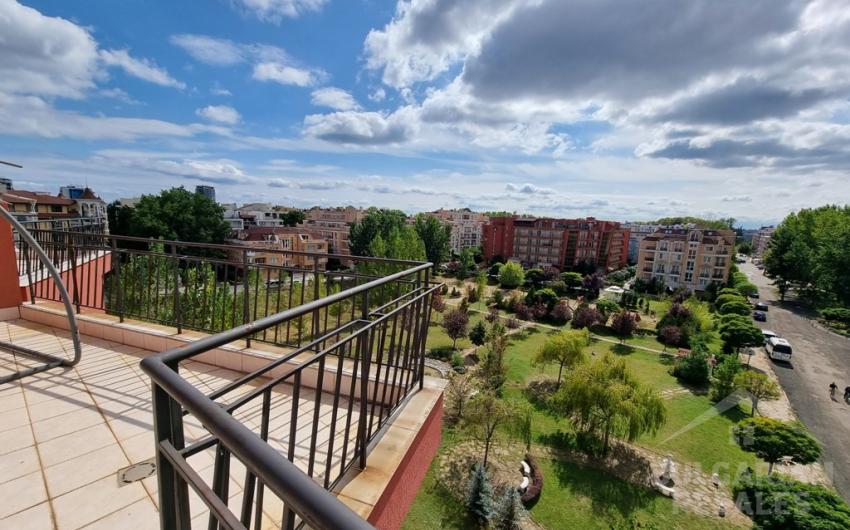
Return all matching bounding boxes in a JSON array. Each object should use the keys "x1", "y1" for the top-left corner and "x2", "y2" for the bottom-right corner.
[{"x1": 414, "y1": 309, "x2": 763, "y2": 529}]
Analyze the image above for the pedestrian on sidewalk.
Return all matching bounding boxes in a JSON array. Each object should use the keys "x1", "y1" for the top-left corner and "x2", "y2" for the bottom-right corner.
[{"x1": 830, "y1": 381, "x2": 838, "y2": 399}]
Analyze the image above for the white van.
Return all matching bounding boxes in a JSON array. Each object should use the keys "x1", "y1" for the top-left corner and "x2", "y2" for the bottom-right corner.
[{"x1": 766, "y1": 337, "x2": 792, "y2": 362}]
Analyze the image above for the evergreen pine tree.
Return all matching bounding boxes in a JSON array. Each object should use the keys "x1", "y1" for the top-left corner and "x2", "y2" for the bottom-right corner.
[
  {"x1": 493, "y1": 486, "x2": 524, "y2": 530},
  {"x1": 465, "y1": 462, "x2": 495, "y2": 527}
]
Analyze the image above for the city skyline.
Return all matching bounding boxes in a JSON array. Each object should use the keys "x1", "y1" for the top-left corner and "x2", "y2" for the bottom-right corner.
[{"x1": 2, "y1": 0, "x2": 849, "y2": 227}]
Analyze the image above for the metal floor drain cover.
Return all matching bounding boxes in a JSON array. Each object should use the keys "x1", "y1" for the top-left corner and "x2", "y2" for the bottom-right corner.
[{"x1": 118, "y1": 460, "x2": 156, "y2": 486}]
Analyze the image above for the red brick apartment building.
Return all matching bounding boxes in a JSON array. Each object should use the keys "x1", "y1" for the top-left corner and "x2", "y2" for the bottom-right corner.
[{"x1": 483, "y1": 216, "x2": 629, "y2": 272}]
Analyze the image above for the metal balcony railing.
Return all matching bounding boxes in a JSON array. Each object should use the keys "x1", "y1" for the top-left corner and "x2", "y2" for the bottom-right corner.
[
  {"x1": 12, "y1": 227, "x2": 438, "y2": 529},
  {"x1": 142, "y1": 262, "x2": 437, "y2": 529}
]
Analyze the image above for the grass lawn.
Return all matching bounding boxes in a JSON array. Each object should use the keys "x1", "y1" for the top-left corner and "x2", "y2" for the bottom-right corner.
[
  {"x1": 640, "y1": 393, "x2": 758, "y2": 473},
  {"x1": 403, "y1": 444, "x2": 740, "y2": 530},
  {"x1": 531, "y1": 458, "x2": 739, "y2": 529},
  {"x1": 498, "y1": 322, "x2": 760, "y2": 473},
  {"x1": 401, "y1": 445, "x2": 474, "y2": 530}
]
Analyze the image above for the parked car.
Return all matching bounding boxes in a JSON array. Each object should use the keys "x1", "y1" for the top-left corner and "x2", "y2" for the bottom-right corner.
[
  {"x1": 762, "y1": 330, "x2": 778, "y2": 344},
  {"x1": 749, "y1": 291, "x2": 760, "y2": 299},
  {"x1": 753, "y1": 310, "x2": 767, "y2": 322},
  {"x1": 754, "y1": 301, "x2": 769, "y2": 311}
]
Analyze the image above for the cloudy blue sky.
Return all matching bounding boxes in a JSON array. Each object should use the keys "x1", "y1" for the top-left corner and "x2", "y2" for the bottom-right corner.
[{"x1": 2, "y1": 0, "x2": 849, "y2": 226}]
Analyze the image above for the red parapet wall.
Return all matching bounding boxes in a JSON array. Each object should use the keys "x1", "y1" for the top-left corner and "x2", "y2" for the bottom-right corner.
[
  {"x1": 368, "y1": 394, "x2": 444, "y2": 530},
  {"x1": 22, "y1": 253, "x2": 112, "y2": 310}
]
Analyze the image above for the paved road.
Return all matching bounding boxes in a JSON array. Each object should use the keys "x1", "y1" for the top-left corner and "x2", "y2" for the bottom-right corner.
[{"x1": 741, "y1": 260, "x2": 850, "y2": 500}]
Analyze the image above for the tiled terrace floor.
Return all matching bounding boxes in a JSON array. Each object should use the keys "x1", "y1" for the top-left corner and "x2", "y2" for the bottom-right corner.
[{"x1": 0, "y1": 319, "x2": 360, "y2": 530}]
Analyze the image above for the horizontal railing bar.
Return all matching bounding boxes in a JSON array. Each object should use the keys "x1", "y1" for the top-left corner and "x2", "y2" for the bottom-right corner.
[
  {"x1": 26, "y1": 229, "x2": 422, "y2": 265},
  {"x1": 225, "y1": 284, "x2": 438, "y2": 414},
  {"x1": 159, "y1": 441, "x2": 245, "y2": 530},
  {"x1": 206, "y1": 319, "x2": 364, "y2": 403},
  {"x1": 147, "y1": 262, "x2": 432, "y2": 366},
  {"x1": 180, "y1": 435, "x2": 220, "y2": 459},
  {"x1": 143, "y1": 363, "x2": 375, "y2": 530}
]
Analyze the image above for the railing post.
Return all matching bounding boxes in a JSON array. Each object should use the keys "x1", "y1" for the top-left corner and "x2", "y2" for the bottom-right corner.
[
  {"x1": 312, "y1": 257, "x2": 320, "y2": 351},
  {"x1": 152, "y1": 366, "x2": 191, "y2": 530},
  {"x1": 22, "y1": 236, "x2": 36, "y2": 304},
  {"x1": 172, "y1": 246, "x2": 182, "y2": 334},
  {"x1": 357, "y1": 290, "x2": 371, "y2": 470},
  {"x1": 68, "y1": 233, "x2": 81, "y2": 313},
  {"x1": 111, "y1": 238, "x2": 125, "y2": 322},
  {"x1": 418, "y1": 268, "x2": 431, "y2": 390},
  {"x1": 242, "y1": 249, "x2": 251, "y2": 348}
]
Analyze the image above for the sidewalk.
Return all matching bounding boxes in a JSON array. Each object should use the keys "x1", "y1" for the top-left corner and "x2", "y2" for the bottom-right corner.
[{"x1": 740, "y1": 348, "x2": 832, "y2": 486}]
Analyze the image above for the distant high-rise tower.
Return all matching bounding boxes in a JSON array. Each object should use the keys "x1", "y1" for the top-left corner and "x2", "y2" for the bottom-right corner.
[{"x1": 195, "y1": 185, "x2": 216, "y2": 202}]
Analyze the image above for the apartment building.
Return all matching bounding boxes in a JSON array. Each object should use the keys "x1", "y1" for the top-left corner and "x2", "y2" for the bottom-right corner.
[
  {"x1": 622, "y1": 222, "x2": 695, "y2": 263},
  {"x1": 751, "y1": 226, "x2": 775, "y2": 257},
  {"x1": 483, "y1": 216, "x2": 629, "y2": 271},
  {"x1": 425, "y1": 208, "x2": 488, "y2": 253},
  {"x1": 636, "y1": 228, "x2": 735, "y2": 291},
  {"x1": 229, "y1": 226, "x2": 328, "y2": 269},
  {"x1": 300, "y1": 206, "x2": 366, "y2": 256},
  {"x1": 195, "y1": 184, "x2": 216, "y2": 202}
]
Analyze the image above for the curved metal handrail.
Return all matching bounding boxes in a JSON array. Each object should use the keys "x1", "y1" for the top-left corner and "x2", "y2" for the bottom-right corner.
[{"x1": 0, "y1": 207, "x2": 82, "y2": 367}]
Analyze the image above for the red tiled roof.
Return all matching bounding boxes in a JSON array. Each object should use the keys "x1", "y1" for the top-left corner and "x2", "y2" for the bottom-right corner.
[{"x1": 1, "y1": 190, "x2": 74, "y2": 206}]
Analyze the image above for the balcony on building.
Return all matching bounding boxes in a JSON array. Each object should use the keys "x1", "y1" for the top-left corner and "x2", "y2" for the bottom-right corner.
[{"x1": 0, "y1": 208, "x2": 444, "y2": 530}]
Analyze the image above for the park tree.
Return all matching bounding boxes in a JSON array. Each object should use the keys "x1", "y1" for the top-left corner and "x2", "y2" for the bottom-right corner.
[
  {"x1": 735, "y1": 472, "x2": 850, "y2": 529},
  {"x1": 442, "y1": 308, "x2": 469, "y2": 349},
  {"x1": 349, "y1": 208, "x2": 408, "y2": 256},
  {"x1": 498, "y1": 262, "x2": 525, "y2": 288},
  {"x1": 465, "y1": 392, "x2": 517, "y2": 467},
  {"x1": 710, "y1": 355, "x2": 742, "y2": 402},
  {"x1": 525, "y1": 268, "x2": 547, "y2": 287},
  {"x1": 110, "y1": 187, "x2": 231, "y2": 248},
  {"x1": 493, "y1": 487, "x2": 525, "y2": 530},
  {"x1": 445, "y1": 372, "x2": 478, "y2": 423},
  {"x1": 718, "y1": 299, "x2": 754, "y2": 316},
  {"x1": 469, "y1": 320, "x2": 488, "y2": 346},
  {"x1": 476, "y1": 272, "x2": 487, "y2": 301},
  {"x1": 480, "y1": 322, "x2": 509, "y2": 391},
  {"x1": 560, "y1": 271, "x2": 584, "y2": 291},
  {"x1": 552, "y1": 353, "x2": 666, "y2": 454},
  {"x1": 734, "y1": 370, "x2": 781, "y2": 416},
  {"x1": 550, "y1": 301, "x2": 572, "y2": 325},
  {"x1": 594, "y1": 299, "x2": 620, "y2": 324},
  {"x1": 658, "y1": 325, "x2": 682, "y2": 348},
  {"x1": 414, "y1": 214, "x2": 452, "y2": 270},
  {"x1": 533, "y1": 329, "x2": 589, "y2": 385},
  {"x1": 431, "y1": 293, "x2": 446, "y2": 314},
  {"x1": 571, "y1": 304, "x2": 600, "y2": 329},
  {"x1": 466, "y1": 462, "x2": 495, "y2": 527},
  {"x1": 582, "y1": 273, "x2": 603, "y2": 299},
  {"x1": 610, "y1": 310, "x2": 637, "y2": 342},
  {"x1": 719, "y1": 314, "x2": 764, "y2": 353},
  {"x1": 457, "y1": 247, "x2": 477, "y2": 280},
  {"x1": 733, "y1": 417, "x2": 822, "y2": 474}
]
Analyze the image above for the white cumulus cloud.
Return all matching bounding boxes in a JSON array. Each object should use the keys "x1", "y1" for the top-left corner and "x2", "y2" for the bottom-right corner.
[
  {"x1": 196, "y1": 105, "x2": 241, "y2": 125},
  {"x1": 99, "y1": 49, "x2": 185, "y2": 89},
  {"x1": 310, "y1": 87, "x2": 360, "y2": 110}
]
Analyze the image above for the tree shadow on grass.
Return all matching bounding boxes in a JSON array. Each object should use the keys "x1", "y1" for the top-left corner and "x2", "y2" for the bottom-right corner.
[
  {"x1": 611, "y1": 343, "x2": 636, "y2": 356},
  {"x1": 719, "y1": 402, "x2": 750, "y2": 423},
  {"x1": 419, "y1": 481, "x2": 476, "y2": 530},
  {"x1": 546, "y1": 454, "x2": 660, "y2": 521}
]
